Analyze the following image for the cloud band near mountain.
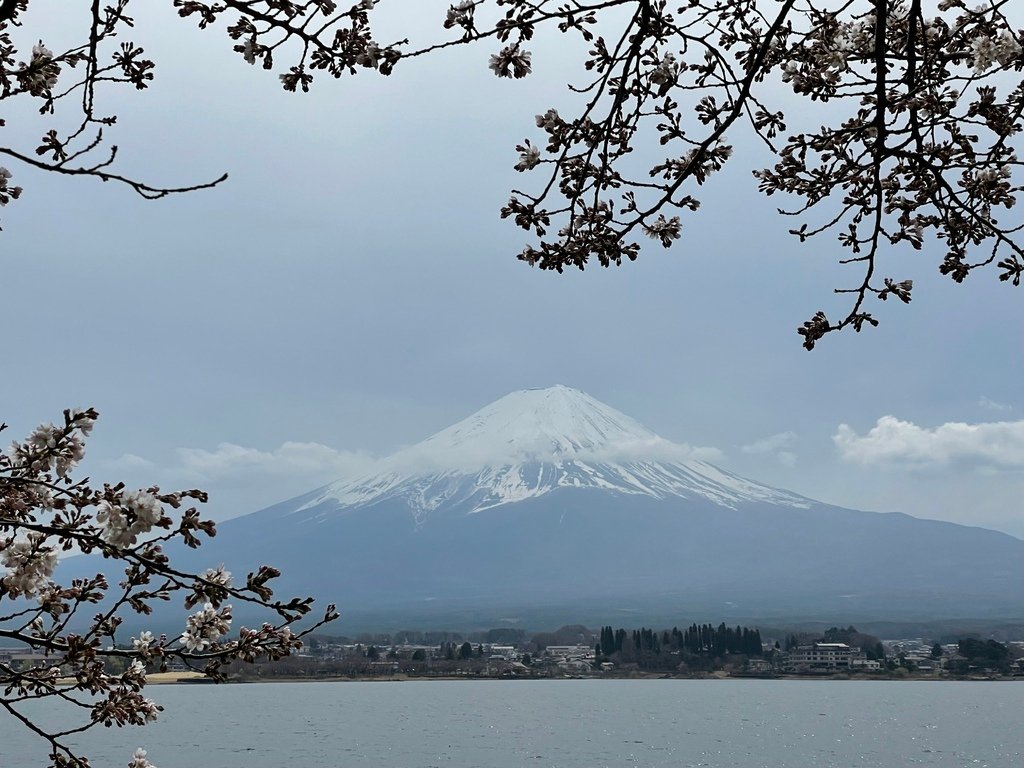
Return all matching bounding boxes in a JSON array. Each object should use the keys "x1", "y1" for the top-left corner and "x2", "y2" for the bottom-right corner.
[
  {"x1": 177, "y1": 442, "x2": 376, "y2": 479},
  {"x1": 834, "y1": 416, "x2": 1024, "y2": 468}
]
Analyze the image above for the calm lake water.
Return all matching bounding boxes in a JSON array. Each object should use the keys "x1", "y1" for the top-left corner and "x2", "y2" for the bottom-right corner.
[{"x1": 1, "y1": 680, "x2": 1021, "y2": 768}]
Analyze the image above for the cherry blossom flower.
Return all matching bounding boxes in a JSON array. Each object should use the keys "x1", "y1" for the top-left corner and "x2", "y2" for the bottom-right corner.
[
  {"x1": 489, "y1": 46, "x2": 532, "y2": 79},
  {"x1": 649, "y1": 53, "x2": 678, "y2": 94},
  {"x1": 132, "y1": 631, "x2": 156, "y2": 658},
  {"x1": 515, "y1": 142, "x2": 540, "y2": 172},
  {"x1": 972, "y1": 35, "x2": 998, "y2": 73},
  {"x1": 0, "y1": 166, "x2": 22, "y2": 207},
  {"x1": 181, "y1": 602, "x2": 232, "y2": 651},
  {"x1": 642, "y1": 215, "x2": 682, "y2": 247},
  {"x1": 129, "y1": 747, "x2": 156, "y2": 768},
  {"x1": 445, "y1": 1, "x2": 475, "y2": 31},
  {"x1": 19, "y1": 41, "x2": 60, "y2": 95},
  {"x1": 1, "y1": 533, "x2": 57, "y2": 598},
  {"x1": 96, "y1": 490, "x2": 164, "y2": 548}
]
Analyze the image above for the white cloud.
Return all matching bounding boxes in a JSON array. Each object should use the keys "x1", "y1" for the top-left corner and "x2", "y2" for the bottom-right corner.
[
  {"x1": 777, "y1": 451, "x2": 797, "y2": 468},
  {"x1": 105, "y1": 453, "x2": 155, "y2": 471},
  {"x1": 581, "y1": 436, "x2": 724, "y2": 465},
  {"x1": 740, "y1": 431, "x2": 797, "y2": 466},
  {"x1": 686, "y1": 445, "x2": 726, "y2": 463},
  {"x1": 978, "y1": 396, "x2": 1013, "y2": 412},
  {"x1": 177, "y1": 441, "x2": 377, "y2": 480},
  {"x1": 741, "y1": 431, "x2": 796, "y2": 455},
  {"x1": 834, "y1": 416, "x2": 1024, "y2": 468}
]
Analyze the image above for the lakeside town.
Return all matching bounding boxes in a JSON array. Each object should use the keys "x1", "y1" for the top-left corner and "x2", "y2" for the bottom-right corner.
[
  {"x1": 195, "y1": 623, "x2": 1024, "y2": 682},
  {"x1": 4, "y1": 623, "x2": 1022, "y2": 684}
]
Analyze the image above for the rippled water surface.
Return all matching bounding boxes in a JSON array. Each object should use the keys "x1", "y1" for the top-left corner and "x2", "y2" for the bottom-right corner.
[{"x1": 2, "y1": 680, "x2": 1021, "y2": 768}]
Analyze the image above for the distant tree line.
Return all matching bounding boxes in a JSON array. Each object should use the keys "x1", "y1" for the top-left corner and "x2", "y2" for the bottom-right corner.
[
  {"x1": 948, "y1": 638, "x2": 1013, "y2": 675},
  {"x1": 597, "y1": 622, "x2": 763, "y2": 660},
  {"x1": 680, "y1": 624, "x2": 764, "y2": 657}
]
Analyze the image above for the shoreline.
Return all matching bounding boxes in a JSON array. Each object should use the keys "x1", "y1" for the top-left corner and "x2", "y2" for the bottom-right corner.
[{"x1": 152, "y1": 672, "x2": 1022, "y2": 685}]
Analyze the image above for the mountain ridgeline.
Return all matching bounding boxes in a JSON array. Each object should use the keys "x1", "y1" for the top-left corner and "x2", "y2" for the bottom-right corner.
[{"x1": 98, "y1": 387, "x2": 1024, "y2": 630}]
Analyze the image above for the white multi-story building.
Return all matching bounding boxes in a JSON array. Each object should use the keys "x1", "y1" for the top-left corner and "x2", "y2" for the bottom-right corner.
[
  {"x1": 486, "y1": 645, "x2": 518, "y2": 660},
  {"x1": 545, "y1": 645, "x2": 593, "y2": 660},
  {"x1": 785, "y1": 643, "x2": 867, "y2": 671}
]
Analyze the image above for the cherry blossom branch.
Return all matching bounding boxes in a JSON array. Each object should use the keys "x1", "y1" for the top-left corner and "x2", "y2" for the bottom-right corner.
[
  {"x1": 2, "y1": 409, "x2": 338, "y2": 768},
  {"x1": 2, "y1": 1, "x2": 1023, "y2": 348}
]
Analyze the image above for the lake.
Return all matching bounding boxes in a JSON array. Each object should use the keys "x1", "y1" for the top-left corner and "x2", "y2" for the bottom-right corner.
[{"x1": 1, "y1": 680, "x2": 1021, "y2": 768}]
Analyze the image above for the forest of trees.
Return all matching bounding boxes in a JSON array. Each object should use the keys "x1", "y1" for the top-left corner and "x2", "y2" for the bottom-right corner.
[
  {"x1": 951, "y1": 637, "x2": 1013, "y2": 674},
  {"x1": 597, "y1": 622, "x2": 764, "y2": 670}
]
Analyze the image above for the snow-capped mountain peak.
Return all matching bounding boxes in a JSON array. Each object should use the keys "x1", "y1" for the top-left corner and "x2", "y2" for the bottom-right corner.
[
  {"x1": 297, "y1": 387, "x2": 809, "y2": 518},
  {"x1": 395, "y1": 385, "x2": 666, "y2": 468}
]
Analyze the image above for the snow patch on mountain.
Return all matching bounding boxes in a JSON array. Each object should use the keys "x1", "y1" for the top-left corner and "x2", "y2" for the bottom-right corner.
[{"x1": 296, "y1": 386, "x2": 810, "y2": 518}]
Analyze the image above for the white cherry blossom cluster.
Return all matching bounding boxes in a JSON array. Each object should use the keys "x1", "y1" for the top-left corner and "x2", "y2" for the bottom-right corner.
[
  {"x1": 964, "y1": 163, "x2": 1014, "y2": 210},
  {"x1": 68, "y1": 408, "x2": 97, "y2": 433},
  {"x1": 180, "y1": 602, "x2": 232, "y2": 652},
  {"x1": 514, "y1": 141, "x2": 540, "y2": 172},
  {"x1": 828, "y1": 20, "x2": 873, "y2": 67},
  {"x1": 18, "y1": 42, "x2": 60, "y2": 96},
  {"x1": 9, "y1": 423, "x2": 85, "y2": 479},
  {"x1": 131, "y1": 630, "x2": 157, "y2": 658},
  {"x1": 0, "y1": 167, "x2": 23, "y2": 208},
  {"x1": 649, "y1": 53, "x2": 679, "y2": 94},
  {"x1": 535, "y1": 108, "x2": 561, "y2": 130},
  {"x1": 201, "y1": 565, "x2": 232, "y2": 587},
  {"x1": 488, "y1": 45, "x2": 531, "y2": 79},
  {"x1": 93, "y1": 687, "x2": 162, "y2": 727},
  {"x1": 240, "y1": 37, "x2": 260, "y2": 65},
  {"x1": 1, "y1": 532, "x2": 57, "y2": 598},
  {"x1": 780, "y1": 15, "x2": 876, "y2": 90},
  {"x1": 780, "y1": 59, "x2": 800, "y2": 84},
  {"x1": 444, "y1": 1, "x2": 476, "y2": 32},
  {"x1": 95, "y1": 490, "x2": 164, "y2": 548},
  {"x1": 137, "y1": 698, "x2": 160, "y2": 723},
  {"x1": 129, "y1": 748, "x2": 157, "y2": 768},
  {"x1": 355, "y1": 41, "x2": 383, "y2": 69},
  {"x1": 190, "y1": 564, "x2": 234, "y2": 605},
  {"x1": 125, "y1": 660, "x2": 148, "y2": 685},
  {"x1": 776, "y1": 3, "x2": 1020, "y2": 96},
  {"x1": 642, "y1": 215, "x2": 682, "y2": 247},
  {"x1": 975, "y1": 164, "x2": 1012, "y2": 185},
  {"x1": 0, "y1": 384, "x2": 330, "y2": 763},
  {"x1": 970, "y1": 30, "x2": 1022, "y2": 73}
]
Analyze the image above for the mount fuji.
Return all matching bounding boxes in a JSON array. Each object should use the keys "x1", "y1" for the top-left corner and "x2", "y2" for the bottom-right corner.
[
  {"x1": 168, "y1": 386, "x2": 1024, "y2": 628},
  {"x1": 291, "y1": 385, "x2": 810, "y2": 520}
]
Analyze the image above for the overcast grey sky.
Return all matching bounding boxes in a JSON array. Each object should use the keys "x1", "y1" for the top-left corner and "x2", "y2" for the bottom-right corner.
[{"x1": 4, "y1": 3, "x2": 1023, "y2": 536}]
